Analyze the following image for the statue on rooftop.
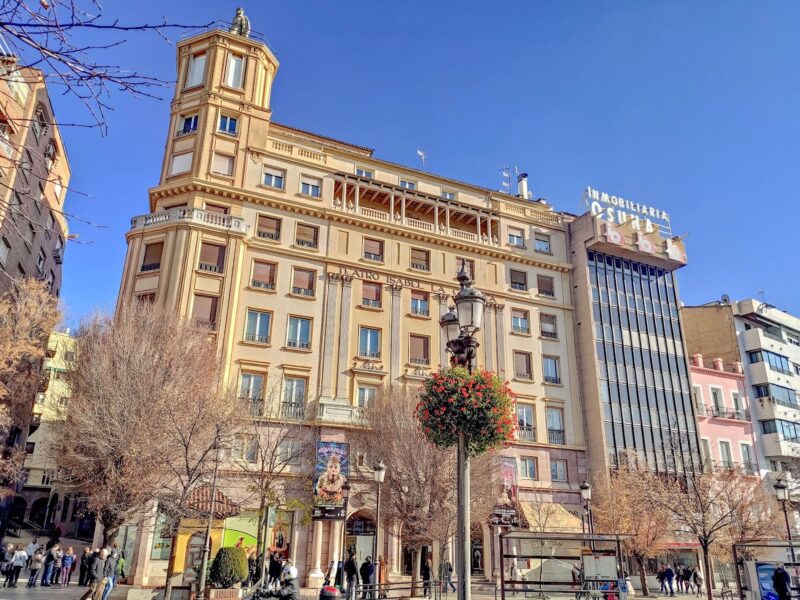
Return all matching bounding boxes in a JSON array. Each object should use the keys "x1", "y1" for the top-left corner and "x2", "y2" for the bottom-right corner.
[{"x1": 229, "y1": 8, "x2": 251, "y2": 38}]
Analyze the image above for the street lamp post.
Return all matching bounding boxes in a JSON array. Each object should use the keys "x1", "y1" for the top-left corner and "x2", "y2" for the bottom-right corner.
[
  {"x1": 775, "y1": 480, "x2": 795, "y2": 562},
  {"x1": 198, "y1": 438, "x2": 222, "y2": 600},
  {"x1": 338, "y1": 482, "x2": 352, "y2": 590},
  {"x1": 439, "y1": 261, "x2": 486, "y2": 600},
  {"x1": 373, "y1": 460, "x2": 387, "y2": 564},
  {"x1": 580, "y1": 481, "x2": 593, "y2": 550}
]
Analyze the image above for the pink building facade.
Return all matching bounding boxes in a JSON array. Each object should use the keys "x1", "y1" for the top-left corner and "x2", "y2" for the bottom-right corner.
[{"x1": 690, "y1": 354, "x2": 759, "y2": 476}]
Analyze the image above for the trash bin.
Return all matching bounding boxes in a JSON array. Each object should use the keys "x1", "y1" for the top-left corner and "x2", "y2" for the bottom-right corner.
[{"x1": 320, "y1": 585, "x2": 342, "y2": 600}]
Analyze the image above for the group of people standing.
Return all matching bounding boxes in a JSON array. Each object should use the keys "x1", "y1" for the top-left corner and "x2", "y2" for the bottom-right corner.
[
  {"x1": 656, "y1": 564, "x2": 703, "y2": 597},
  {"x1": 343, "y1": 554, "x2": 389, "y2": 600},
  {"x1": 0, "y1": 537, "x2": 126, "y2": 600}
]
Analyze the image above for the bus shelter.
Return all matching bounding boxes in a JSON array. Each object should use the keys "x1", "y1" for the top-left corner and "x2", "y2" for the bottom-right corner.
[
  {"x1": 733, "y1": 539, "x2": 800, "y2": 600},
  {"x1": 499, "y1": 531, "x2": 631, "y2": 600}
]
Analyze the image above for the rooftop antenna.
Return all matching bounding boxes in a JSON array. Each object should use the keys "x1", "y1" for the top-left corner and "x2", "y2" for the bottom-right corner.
[
  {"x1": 416, "y1": 149, "x2": 426, "y2": 172},
  {"x1": 499, "y1": 166, "x2": 512, "y2": 194},
  {"x1": 758, "y1": 289, "x2": 766, "y2": 304}
]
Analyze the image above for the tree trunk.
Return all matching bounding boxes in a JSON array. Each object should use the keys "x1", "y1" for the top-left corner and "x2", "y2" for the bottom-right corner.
[
  {"x1": 163, "y1": 531, "x2": 180, "y2": 600},
  {"x1": 708, "y1": 557, "x2": 716, "y2": 590},
  {"x1": 702, "y1": 544, "x2": 713, "y2": 600},
  {"x1": 101, "y1": 522, "x2": 120, "y2": 548},
  {"x1": 260, "y1": 506, "x2": 270, "y2": 587},
  {"x1": 636, "y1": 555, "x2": 650, "y2": 597}
]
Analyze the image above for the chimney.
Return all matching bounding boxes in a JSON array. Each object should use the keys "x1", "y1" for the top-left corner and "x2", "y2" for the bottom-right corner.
[
  {"x1": 517, "y1": 173, "x2": 529, "y2": 199},
  {"x1": 713, "y1": 357, "x2": 724, "y2": 371},
  {"x1": 733, "y1": 361, "x2": 743, "y2": 374},
  {"x1": 692, "y1": 354, "x2": 704, "y2": 368}
]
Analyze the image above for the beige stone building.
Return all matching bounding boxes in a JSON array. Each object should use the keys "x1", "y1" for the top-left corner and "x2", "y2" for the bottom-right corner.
[{"x1": 116, "y1": 22, "x2": 585, "y2": 586}]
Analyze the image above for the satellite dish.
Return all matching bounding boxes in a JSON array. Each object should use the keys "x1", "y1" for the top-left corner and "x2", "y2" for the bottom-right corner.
[{"x1": 721, "y1": 294, "x2": 731, "y2": 304}]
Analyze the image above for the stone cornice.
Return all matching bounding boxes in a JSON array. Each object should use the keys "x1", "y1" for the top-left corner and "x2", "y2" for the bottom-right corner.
[{"x1": 690, "y1": 365, "x2": 745, "y2": 382}]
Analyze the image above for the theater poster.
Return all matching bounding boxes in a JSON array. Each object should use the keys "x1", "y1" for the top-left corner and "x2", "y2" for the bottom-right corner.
[
  {"x1": 312, "y1": 442, "x2": 350, "y2": 520},
  {"x1": 490, "y1": 457, "x2": 520, "y2": 526}
]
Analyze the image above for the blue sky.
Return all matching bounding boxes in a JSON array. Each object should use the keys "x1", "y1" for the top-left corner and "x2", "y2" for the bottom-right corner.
[{"x1": 57, "y1": 1, "x2": 800, "y2": 324}]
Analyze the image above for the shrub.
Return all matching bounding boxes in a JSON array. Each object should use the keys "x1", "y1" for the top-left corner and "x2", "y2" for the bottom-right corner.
[{"x1": 209, "y1": 546, "x2": 249, "y2": 588}]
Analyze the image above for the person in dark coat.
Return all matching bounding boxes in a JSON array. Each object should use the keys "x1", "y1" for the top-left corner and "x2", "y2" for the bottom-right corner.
[
  {"x1": 773, "y1": 564, "x2": 792, "y2": 600},
  {"x1": 344, "y1": 552, "x2": 359, "y2": 600},
  {"x1": 664, "y1": 565, "x2": 676, "y2": 597},
  {"x1": 101, "y1": 549, "x2": 119, "y2": 600},
  {"x1": 422, "y1": 559, "x2": 433, "y2": 598},
  {"x1": 268, "y1": 552, "x2": 282, "y2": 588},
  {"x1": 81, "y1": 549, "x2": 107, "y2": 600},
  {"x1": 359, "y1": 557, "x2": 374, "y2": 600}
]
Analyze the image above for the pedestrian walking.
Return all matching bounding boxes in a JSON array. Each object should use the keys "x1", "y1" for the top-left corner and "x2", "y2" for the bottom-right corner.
[
  {"x1": 443, "y1": 559, "x2": 456, "y2": 592},
  {"x1": 51, "y1": 544, "x2": 63, "y2": 585},
  {"x1": 28, "y1": 548, "x2": 45, "y2": 588},
  {"x1": 268, "y1": 551, "x2": 282, "y2": 589},
  {"x1": 25, "y1": 538, "x2": 38, "y2": 569},
  {"x1": 664, "y1": 564, "x2": 675, "y2": 597},
  {"x1": 61, "y1": 547, "x2": 76, "y2": 586},
  {"x1": 683, "y1": 566, "x2": 693, "y2": 594},
  {"x1": 422, "y1": 558, "x2": 433, "y2": 598},
  {"x1": 344, "y1": 551, "x2": 359, "y2": 600},
  {"x1": 6, "y1": 544, "x2": 28, "y2": 587},
  {"x1": 41, "y1": 544, "x2": 55, "y2": 586},
  {"x1": 773, "y1": 564, "x2": 792, "y2": 600},
  {"x1": 377, "y1": 556, "x2": 388, "y2": 599},
  {"x1": 360, "y1": 557, "x2": 374, "y2": 600},
  {"x1": 101, "y1": 548, "x2": 119, "y2": 600},
  {"x1": 116, "y1": 551, "x2": 126, "y2": 583},
  {"x1": 80, "y1": 548, "x2": 107, "y2": 600},
  {"x1": 1, "y1": 543, "x2": 14, "y2": 588},
  {"x1": 656, "y1": 565, "x2": 666, "y2": 594},
  {"x1": 79, "y1": 548, "x2": 92, "y2": 586},
  {"x1": 692, "y1": 569, "x2": 703, "y2": 597}
]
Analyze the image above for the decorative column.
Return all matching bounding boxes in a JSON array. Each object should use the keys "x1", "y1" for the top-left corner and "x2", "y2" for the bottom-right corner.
[
  {"x1": 481, "y1": 524, "x2": 492, "y2": 582},
  {"x1": 494, "y1": 304, "x2": 506, "y2": 375},
  {"x1": 483, "y1": 300, "x2": 495, "y2": 371},
  {"x1": 354, "y1": 185, "x2": 360, "y2": 212},
  {"x1": 329, "y1": 520, "x2": 342, "y2": 581},
  {"x1": 319, "y1": 273, "x2": 340, "y2": 402},
  {"x1": 309, "y1": 520, "x2": 324, "y2": 581},
  {"x1": 389, "y1": 282, "x2": 403, "y2": 382},
  {"x1": 387, "y1": 521, "x2": 399, "y2": 575},
  {"x1": 436, "y1": 290, "x2": 451, "y2": 368},
  {"x1": 335, "y1": 275, "x2": 354, "y2": 402}
]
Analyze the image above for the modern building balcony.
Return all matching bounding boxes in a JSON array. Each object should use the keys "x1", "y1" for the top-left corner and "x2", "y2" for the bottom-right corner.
[
  {"x1": 130, "y1": 207, "x2": 248, "y2": 235},
  {"x1": 746, "y1": 361, "x2": 793, "y2": 388},
  {"x1": 547, "y1": 428, "x2": 565, "y2": 445},
  {"x1": 762, "y1": 432, "x2": 800, "y2": 459},
  {"x1": 756, "y1": 396, "x2": 800, "y2": 420},
  {"x1": 705, "y1": 405, "x2": 751, "y2": 421},
  {"x1": 708, "y1": 460, "x2": 759, "y2": 476}
]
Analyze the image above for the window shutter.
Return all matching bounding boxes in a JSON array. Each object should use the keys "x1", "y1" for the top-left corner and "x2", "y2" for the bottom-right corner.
[
  {"x1": 364, "y1": 238, "x2": 382, "y2": 255},
  {"x1": 512, "y1": 309, "x2": 526, "y2": 321},
  {"x1": 514, "y1": 352, "x2": 530, "y2": 375},
  {"x1": 537, "y1": 275, "x2": 554, "y2": 294},
  {"x1": 296, "y1": 224, "x2": 318, "y2": 243},
  {"x1": 143, "y1": 243, "x2": 163, "y2": 264},
  {"x1": 541, "y1": 314, "x2": 557, "y2": 333},
  {"x1": 252, "y1": 262, "x2": 275, "y2": 284},
  {"x1": 511, "y1": 270, "x2": 527, "y2": 285},
  {"x1": 293, "y1": 269, "x2": 315, "y2": 290},
  {"x1": 363, "y1": 283, "x2": 381, "y2": 301},
  {"x1": 411, "y1": 290, "x2": 427, "y2": 302},
  {"x1": 258, "y1": 216, "x2": 280, "y2": 236},
  {"x1": 410, "y1": 335, "x2": 429, "y2": 359},
  {"x1": 200, "y1": 243, "x2": 224, "y2": 267},
  {"x1": 411, "y1": 248, "x2": 428, "y2": 263},
  {"x1": 205, "y1": 204, "x2": 228, "y2": 214},
  {"x1": 186, "y1": 53, "x2": 206, "y2": 88},
  {"x1": 211, "y1": 154, "x2": 234, "y2": 176},
  {"x1": 192, "y1": 295, "x2": 216, "y2": 321},
  {"x1": 171, "y1": 152, "x2": 193, "y2": 175}
]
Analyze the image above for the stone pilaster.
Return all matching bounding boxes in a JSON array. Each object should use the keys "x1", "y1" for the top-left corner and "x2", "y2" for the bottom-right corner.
[
  {"x1": 335, "y1": 275, "x2": 354, "y2": 401},
  {"x1": 436, "y1": 290, "x2": 451, "y2": 368},
  {"x1": 308, "y1": 520, "x2": 324, "y2": 585},
  {"x1": 389, "y1": 283, "x2": 403, "y2": 382},
  {"x1": 319, "y1": 273, "x2": 340, "y2": 401},
  {"x1": 494, "y1": 304, "x2": 506, "y2": 376},
  {"x1": 483, "y1": 299, "x2": 496, "y2": 372}
]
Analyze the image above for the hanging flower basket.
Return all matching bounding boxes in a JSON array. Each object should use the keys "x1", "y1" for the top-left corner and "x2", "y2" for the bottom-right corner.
[{"x1": 416, "y1": 367, "x2": 516, "y2": 456}]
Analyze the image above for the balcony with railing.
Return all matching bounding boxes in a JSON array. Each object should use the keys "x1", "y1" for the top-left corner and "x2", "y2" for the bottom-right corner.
[
  {"x1": 287, "y1": 339, "x2": 311, "y2": 349},
  {"x1": 410, "y1": 356, "x2": 430, "y2": 366},
  {"x1": 292, "y1": 286, "x2": 314, "y2": 297},
  {"x1": 240, "y1": 396, "x2": 263, "y2": 418},
  {"x1": 707, "y1": 405, "x2": 751, "y2": 421},
  {"x1": 257, "y1": 229, "x2": 280, "y2": 241},
  {"x1": 245, "y1": 333, "x2": 270, "y2": 344},
  {"x1": 547, "y1": 429, "x2": 565, "y2": 445},
  {"x1": 544, "y1": 375, "x2": 562, "y2": 385},
  {"x1": 362, "y1": 298, "x2": 382, "y2": 308},
  {"x1": 130, "y1": 207, "x2": 248, "y2": 235},
  {"x1": 198, "y1": 262, "x2": 223, "y2": 274},
  {"x1": 251, "y1": 279, "x2": 275, "y2": 290},
  {"x1": 517, "y1": 426, "x2": 535, "y2": 442},
  {"x1": 281, "y1": 402, "x2": 305, "y2": 421}
]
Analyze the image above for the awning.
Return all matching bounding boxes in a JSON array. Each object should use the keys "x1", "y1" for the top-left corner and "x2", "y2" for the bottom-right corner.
[{"x1": 520, "y1": 501, "x2": 584, "y2": 533}]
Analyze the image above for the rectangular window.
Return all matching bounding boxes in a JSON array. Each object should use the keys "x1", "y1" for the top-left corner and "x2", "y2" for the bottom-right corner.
[
  {"x1": 534, "y1": 234, "x2": 551, "y2": 254},
  {"x1": 251, "y1": 261, "x2": 276, "y2": 290},
  {"x1": 410, "y1": 248, "x2": 430, "y2": 271},
  {"x1": 23, "y1": 223, "x2": 35, "y2": 246},
  {"x1": 170, "y1": 152, "x2": 193, "y2": 175},
  {"x1": 748, "y1": 350, "x2": 791, "y2": 374},
  {"x1": 693, "y1": 385, "x2": 706, "y2": 415},
  {"x1": 510, "y1": 269, "x2": 528, "y2": 291},
  {"x1": 245, "y1": 309, "x2": 272, "y2": 344},
  {"x1": 263, "y1": 167, "x2": 285, "y2": 189},
  {"x1": 508, "y1": 227, "x2": 525, "y2": 247},
  {"x1": 178, "y1": 114, "x2": 198, "y2": 136},
  {"x1": 191, "y1": 294, "x2": 218, "y2": 329},
  {"x1": 719, "y1": 441, "x2": 733, "y2": 469},
  {"x1": 198, "y1": 242, "x2": 225, "y2": 273},
  {"x1": 511, "y1": 309, "x2": 529, "y2": 334},
  {"x1": 45, "y1": 212, "x2": 54, "y2": 233},
  {"x1": 218, "y1": 115, "x2": 238, "y2": 135},
  {"x1": 741, "y1": 444, "x2": 754, "y2": 472},
  {"x1": 537, "y1": 275, "x2": 555, "y2": 297},
  {"x1": 211, "y1": 153, "x2": 234, "y2": 176},
  {"x1": 543, "y1": 356, "x2": 561, "y2": 384},
  {"x1": 284, "y1": 377, "x2": 307, "y2": 405},
  {"x1": 363, "y1": 238, "x2": 384, "y2": 262},
  {"x1": 0, "y1": 121, "x2": 12, "y2": 158},
  {"x1": 257, "y1": 215, "x2": 281, "y2": 240},
  {"x1": 142, "y1": 242, "x2": 163, "y2": 272},
  {"x1": 399, "y1": 179, "x2": 416, "y2": 190},
  {"x1": 205, "y1": 203, "x2": 228, "y2": 215},
  {"x1": 711, "y1": 388, "x2": 724, "y2": 413},
  {"x1": 520, "y1": 457, "x2": 537, "y2": 480},
  {"x1": 185, "y1": 52, "x2": 207, "y2": 88},
  {"x1": 355, "y1": 167, "x2": 373, "y2": 179},
  {"x1": 457, "y1": 258, "x2": 476, "y2": 279},
  {"x1": 551, "y1": 459, "x2": 568, "y2": 482},
  {"x1": 514, "y1": 351, "x2": 532, "y2": 380},
  {"x1": 411, "y1": 290, "x2": 430, "y2": 316},
  {"x1": 540, "y1": 314, "x2": 558, "y2": 339},
  {"x1": 36, "y1": 249, "x2": 45, "y2": 273},
  {"x1": 287, "y1": 316, "x2": 311, "y2": 349},
  {"x1": 224, "y1": 53, "x2": 245, "y2": 88},
  {"x1": 362, "y1": 282, "x2": 382, "y2": 308},
  {"x1": 295, "y1": 224, "x2": 319, "y2": 248},
  {"x1": 441, "y1": 191, "x2": 456, "y2": 200},
  {"x1": 358, "y1": 385, "x2": 377, "y2": 408},
  {"x1": 301, "y1": 176, "x2": 321, "y2": 198},
  {"x1": 701, "y1": 438, "x2": 712, "y2": 463},
  {"x1": 0, "y1": 237, "x2": 9, "y2": 267},
  {"x1": 292, "y1": 268, "x2": 316, "y2": 296},
  {"x1": 233, "y1": 436, "x2": 258, "y2": 463},
  {"x1": 359, "y1": 327, "x2": 381, "y2": 358},
  {"x1": 409, "y1": 334, "x2": 430, "y2": 365},
  {"x1": 546, "y1": 407, "x2": 564, "y2": 445},
  {"x1": 239, "y1": 372, "x2": 264, "y2": 401},
  {"x1": 517, "y1": 405, "x2": 534, "y2": 441}
]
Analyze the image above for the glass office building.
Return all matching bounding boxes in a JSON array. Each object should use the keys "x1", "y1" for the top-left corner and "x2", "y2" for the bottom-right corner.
[{"x1": 588, "y1": 249, "x2": 699, "y2": 473}]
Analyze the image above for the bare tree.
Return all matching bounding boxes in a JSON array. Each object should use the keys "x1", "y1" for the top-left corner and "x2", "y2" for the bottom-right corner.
[
  {"x1": 593, "y1": 459, "x2": 671, "y2": 596},
  {"x1": 353, "y1": 386, "x2": 494, "y2": 589},
  {"x1": 0, "y1": 0, "x2": 214, "y2": 132},
  {"x1": 651, "y1": 456, "x2": 777, "y2": 600},
  {"x1": 0, "y1": 278, "x2": 60, "y2": 497},
  {"x1": 53, "y1": 301, "x2": 235, "y2": 556}
]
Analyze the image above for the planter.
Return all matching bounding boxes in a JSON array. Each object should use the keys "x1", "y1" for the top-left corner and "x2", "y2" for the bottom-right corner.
[{"x1": 207, "y1": 588, "x2": 242, "y2": 600}]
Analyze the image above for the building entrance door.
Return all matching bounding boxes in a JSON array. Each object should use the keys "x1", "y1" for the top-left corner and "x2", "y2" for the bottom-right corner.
[{"x1": 346, "y1": 515, "x2": 376, "y2": 564}]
